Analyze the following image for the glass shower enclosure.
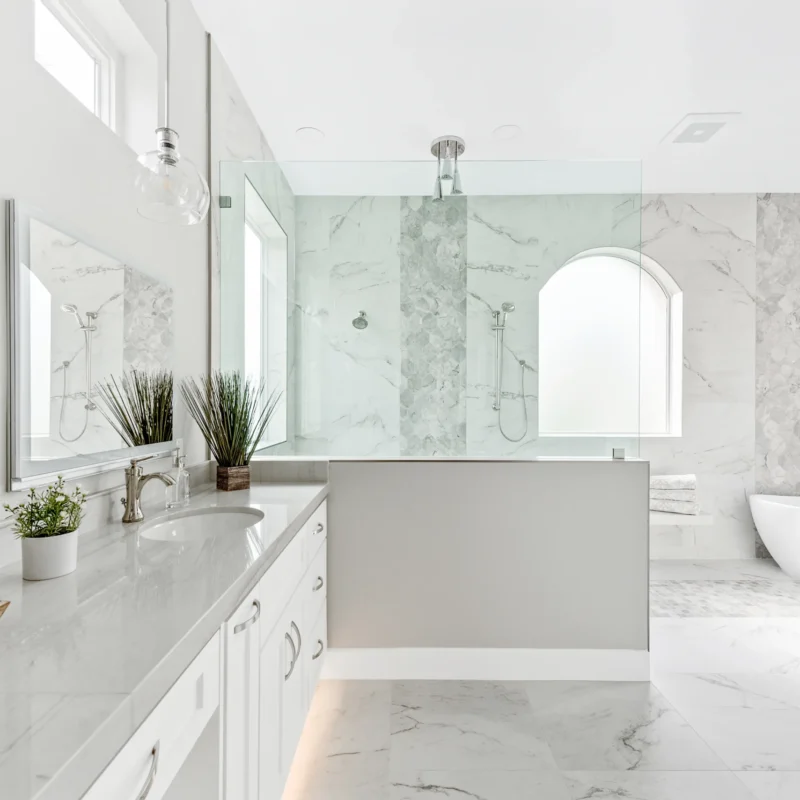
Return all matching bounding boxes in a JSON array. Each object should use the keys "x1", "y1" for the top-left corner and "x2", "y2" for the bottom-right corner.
[{"x1": 218, "y1": 158, "x2": 646, "y2": 459}]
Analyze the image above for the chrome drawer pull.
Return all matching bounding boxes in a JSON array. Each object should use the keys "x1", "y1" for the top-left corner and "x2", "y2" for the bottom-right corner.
[
  {"x1": 313, "y1": 576, "x2": 324, "y2": 592},
  {"x1": 312, "y1": 639, "x2": 324, "y2": 660},
  {"x1": 233, "y1": 599, "x2": 261, "y2": 634},
  {"x1": 284, "y1": 631, "x2": 298, "y2": 680},
  {"x1": 313, "y1": 522, "x2": 324, "y2": 535},
  {"x1": 136, "y1": 741, "x2": 159, "y2": 800},
  {"x1": 291, "y1": 620, "x2": 302, "y2": 655}
]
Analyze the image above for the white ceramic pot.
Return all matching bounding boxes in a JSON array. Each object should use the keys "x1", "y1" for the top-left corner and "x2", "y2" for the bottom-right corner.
[{"x1": 21, "y1": 529, "x2": 79, "y2": 581}]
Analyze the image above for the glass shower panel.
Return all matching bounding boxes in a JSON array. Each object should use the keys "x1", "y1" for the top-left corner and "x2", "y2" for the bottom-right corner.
[{"x1": 219, "y1": 159, "x2": 643, "y2": 459}]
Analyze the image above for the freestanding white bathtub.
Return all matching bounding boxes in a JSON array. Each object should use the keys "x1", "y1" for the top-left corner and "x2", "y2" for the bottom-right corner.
[{"x1": 749, "y1": 494, "x2": 800, "y2": 578}]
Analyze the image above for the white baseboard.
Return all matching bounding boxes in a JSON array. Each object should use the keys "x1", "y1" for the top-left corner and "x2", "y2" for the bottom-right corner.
[{"x1": 322, "y1": 648, "x2": 650, "y2": 682}]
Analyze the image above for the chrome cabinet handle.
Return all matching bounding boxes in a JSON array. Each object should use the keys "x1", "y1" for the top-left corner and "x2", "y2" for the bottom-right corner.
[
  {"x1": 233, "y1": 599, "x2": 261, "y2": 635},
  {"x1": 284, "y1": 631, "x2": 298, "y2": 681},
  {"x1": 313, "y1": 576, "x2": 324, "y2": 592},
  {"x1": 313, "y1": 522, "x2": 324, "y2": 535},
  {"x1": 312, "y1": 639, "x2": 324, "y2": 660},
  {"x1": 136, "y1": 741, "x2": 159, "y2": 800},
  {"x1": 291, "y1": 620, "x2": 302, "y2": 656}
]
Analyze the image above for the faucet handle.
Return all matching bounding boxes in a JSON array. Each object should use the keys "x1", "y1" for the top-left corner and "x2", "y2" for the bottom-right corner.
[{"x1": 129, "y1": 453, "x2": 157, "y2": 468}]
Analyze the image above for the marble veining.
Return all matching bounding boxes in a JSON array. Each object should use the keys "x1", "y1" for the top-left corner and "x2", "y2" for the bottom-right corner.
[
  {"x1": 0, "y1": 483, "x2": 328, "y2": 800},
  {"x1": 755, "y1": 195, "x2": 800, "y2": 539},
  {"x1": 642, "y1": 194, "x2": 758, "y2": 560},
  {"x1": 399, "y1": 196, "x2": 467, "y2": 456}
]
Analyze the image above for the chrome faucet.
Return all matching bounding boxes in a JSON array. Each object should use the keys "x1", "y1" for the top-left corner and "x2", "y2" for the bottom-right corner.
[{"x1": 121, "y1": 454, "x2": 176, "y2": 523}]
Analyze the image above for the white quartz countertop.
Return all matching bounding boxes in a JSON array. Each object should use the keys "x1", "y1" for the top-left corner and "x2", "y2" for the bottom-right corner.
[{"x1": 0, "y1": 482, "x2": 328, "y2": 800}]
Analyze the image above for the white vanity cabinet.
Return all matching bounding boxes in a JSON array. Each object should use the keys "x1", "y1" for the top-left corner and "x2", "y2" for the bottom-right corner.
[
  {"x1": 81, "y1": 499, "x2": 328, "y2": 800},
  {"x1": 83, "y1": 633, "x2": 221, "y2": 800},
  {"x1": 223, "y1": 587, "x2": 262, "y2": 800}
]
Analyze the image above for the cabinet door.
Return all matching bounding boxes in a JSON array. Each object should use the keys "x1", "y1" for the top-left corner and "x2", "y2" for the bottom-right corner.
[
  {"x1": 259, "y1": 596, "x2": 305, "y2": 800},
  {"x1": 224, "y1": 589, "x2": 261, "y2": 800}
]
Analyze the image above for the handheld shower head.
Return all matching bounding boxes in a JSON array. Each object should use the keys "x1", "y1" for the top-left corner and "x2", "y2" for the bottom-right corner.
[
  {"x1": 60, "y1": 303, "x2": 87, "y2": 329},
  {"x1": 501, "y1": 302, "x2": 515, "y2": 313}
]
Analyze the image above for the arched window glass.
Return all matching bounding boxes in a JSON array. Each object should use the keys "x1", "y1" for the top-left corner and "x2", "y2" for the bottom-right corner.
[{"x1": 539, "y1": 249, "x2": 682, "y2": 436}]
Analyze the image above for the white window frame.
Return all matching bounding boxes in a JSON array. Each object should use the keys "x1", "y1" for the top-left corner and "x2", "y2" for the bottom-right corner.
[
  {"x1": 539, "y1": 247, "x2": 683, "y2": 438},
  {"x1": 35, "y1": 0, "x2": 124, "y2": 133}
]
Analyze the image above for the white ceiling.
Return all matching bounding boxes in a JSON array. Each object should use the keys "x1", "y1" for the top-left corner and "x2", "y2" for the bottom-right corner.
[{"x1": 193, "y1": 0, "x2": 800, "y2": 194}]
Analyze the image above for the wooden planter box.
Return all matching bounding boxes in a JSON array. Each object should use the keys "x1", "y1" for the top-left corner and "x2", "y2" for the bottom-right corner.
[{"x1": 216, "y1": 465, "x2": 250, "y2": 491}]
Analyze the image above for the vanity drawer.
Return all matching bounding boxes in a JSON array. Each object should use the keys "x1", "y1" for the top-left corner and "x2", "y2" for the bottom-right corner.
[
  {"x1": 259, "y1": 529, "x2": 305, "y2": 644},
  {"x1": 304, "y1": 542, "x2": 327, "y2": 635},
  {"x1": 303, "y1": 500, "x2": 327, "y2": 562},
  {"x1": 83, "y1": 632, "x2": 221, "y2": 800}
]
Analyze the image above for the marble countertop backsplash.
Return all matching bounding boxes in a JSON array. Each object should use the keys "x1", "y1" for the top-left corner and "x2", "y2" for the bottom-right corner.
[{"x1": 0, "y1": 481, "x2": 328, "y2": 800}]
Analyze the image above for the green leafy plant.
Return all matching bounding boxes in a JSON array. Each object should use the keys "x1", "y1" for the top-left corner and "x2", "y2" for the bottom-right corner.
[
  {"x1": 3, "y1": 477, "x2": 87, "y2": 539},
  {"x1": 95, "y1": 369, "x2": 173, "y2": 447},
  {"x1": 180, "y1": 371, "x2": 281, "y2": 467}
]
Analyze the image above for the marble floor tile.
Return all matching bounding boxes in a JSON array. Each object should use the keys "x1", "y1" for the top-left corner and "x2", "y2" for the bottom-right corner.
[
  {"x1": 389, "y1": 681, "x2": 557, "y2": 773},
  {"x1": 523, "y1": 681, "x2": 726, "y2": 771},
  {"x1": 736, "y1": 772, "x2": 800, "y2": 800},
  {"x1": 649, "y1": 559, "x2": 789, "y2": 582},
  {"x1": 562, "y1": 771, "x2": 759, "y2": 800},
  {"x1": 285, "y1": 749, "x2": 390, "y2": 800},
  {"x1": 650, "y1": 580, "x2": 800, "y2": 617},
  {"x1": 283, "y1": 680, "x2": 392, "y2": 800},
  {"x1": 671, "y1": 705, "x2": 800, "y2": 771},
  {"x1": 388, "y1": 769, "x2": 571, "y2": 799},
  {"x1": 652, "y1": 671, "x2": 800, "y2": 712},
  {"x1": 649, "y1": 618, "x2": 800, "y2": 674}
]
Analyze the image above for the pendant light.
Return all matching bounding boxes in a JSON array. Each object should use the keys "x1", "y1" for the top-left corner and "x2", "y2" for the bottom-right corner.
[
  {"x1": 135, "y1": 0, "x2": 210, "y2": 225},
  {"x1": 430, "y1": 136, "x2": 466, "y2": 200}
]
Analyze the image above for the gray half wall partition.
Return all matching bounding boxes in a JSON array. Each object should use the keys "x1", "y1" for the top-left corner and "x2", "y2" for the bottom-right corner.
[{"x1": 327, "y1": 459, "x2": 649, "y2": 651}]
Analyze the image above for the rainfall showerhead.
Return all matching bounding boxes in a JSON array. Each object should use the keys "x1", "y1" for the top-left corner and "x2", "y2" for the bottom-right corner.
[{"x1": 352, "y1": 311, "x2": 368, "y2": 330}]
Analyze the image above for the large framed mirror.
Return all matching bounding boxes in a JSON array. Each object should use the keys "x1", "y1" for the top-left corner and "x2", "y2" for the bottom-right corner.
[{"x1": 6, "y1": 200, "x2": 179, "y2": 490}]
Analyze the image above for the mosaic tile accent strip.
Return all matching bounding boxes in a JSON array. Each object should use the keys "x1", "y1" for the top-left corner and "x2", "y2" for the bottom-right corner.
[
  {"x1": 123, "y1": 266, "x2": 173, "y2": 371},
  {"x1": 398, "y1": 197, "x2": 467, "y2": 456}
]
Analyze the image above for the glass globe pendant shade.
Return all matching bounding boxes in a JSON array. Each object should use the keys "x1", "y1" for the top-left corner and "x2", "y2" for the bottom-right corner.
[{"x1": 136, "y1": 128, "x2": 209, "y2": 225}]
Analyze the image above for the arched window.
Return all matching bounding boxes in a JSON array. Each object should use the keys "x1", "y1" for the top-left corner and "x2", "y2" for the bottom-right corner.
[{"x1": 539, "y1": 248, "x2": 682, "y2": 436}]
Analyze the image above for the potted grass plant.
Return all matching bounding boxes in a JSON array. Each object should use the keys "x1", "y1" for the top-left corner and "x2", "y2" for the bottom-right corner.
[
  {"x1": 95, "y1": 369, "x2": 173, "y2": 447},
  {"x1": 4, "y1": 477, "x2": 87, "y2": 580},
  {"x1": 181, "y1": 371, "x2": 281, "y2": 491}
]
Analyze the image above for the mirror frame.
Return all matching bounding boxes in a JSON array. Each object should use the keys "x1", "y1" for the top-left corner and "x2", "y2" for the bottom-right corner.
[{"x1": 6, "y1": 199, "x2": 180, "y2": 491}]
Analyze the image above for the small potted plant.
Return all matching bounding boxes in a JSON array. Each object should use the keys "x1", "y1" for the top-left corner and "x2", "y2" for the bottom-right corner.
[
  {"x1": 4, "y1": 477, "x2": 87, "y2": 581},
  {"x1": 180, "y1": 371, "x2": 281, "y2": 491}
]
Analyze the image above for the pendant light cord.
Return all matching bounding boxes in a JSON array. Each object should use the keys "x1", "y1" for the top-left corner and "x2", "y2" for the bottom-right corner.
[{"x1": 164, "y1": 0, "x2": 171, "y2": 129}]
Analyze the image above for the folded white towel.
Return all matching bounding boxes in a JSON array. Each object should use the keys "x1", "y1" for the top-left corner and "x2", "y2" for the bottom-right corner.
[
  {"x1": 650, "y1": 474, "x2": 697, "y2": 491},
  {"x1": 650, "y1": 489, "x2": 697, "y2": 502},
  {"x1": 649, "y1": 498, "x2": 700, "y2": 515}
]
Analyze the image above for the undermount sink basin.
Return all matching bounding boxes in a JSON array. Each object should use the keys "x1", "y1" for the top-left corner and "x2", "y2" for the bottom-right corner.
[{"x1": 140, "y1": 507, "x2": 265, "y2": 542}]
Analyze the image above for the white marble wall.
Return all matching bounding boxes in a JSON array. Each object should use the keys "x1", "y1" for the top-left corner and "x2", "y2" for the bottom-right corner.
[
  {"x1": 295, "y1": 196, "x2": 401, "y2": 456},
  {"x1": 30, "y1": 218, "x2": 124, "y2": 459},
  {"x1": 466, "y1": 195, "x2": 640, "y2": 457},
  {"x1": 641, "y1": 195, "x2": 757, "y2": 559},
  {"x1": 292, "y1": 192, "x2": 775, "y2": 560},
  {"x1": 756, "y1": 195, "x2": 800, "y2": 495}
]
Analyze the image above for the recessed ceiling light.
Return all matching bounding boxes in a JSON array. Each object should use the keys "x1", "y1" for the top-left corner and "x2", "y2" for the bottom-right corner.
[
  {"x1": 493, "y1": 124, "x2": 522, "y2": 141},
  {"x1": 295, "y1": 127, "x2": 325, "y2": 142},
  {"x1": 661, "y1": 112, "x2": 740, "y2": 145}
]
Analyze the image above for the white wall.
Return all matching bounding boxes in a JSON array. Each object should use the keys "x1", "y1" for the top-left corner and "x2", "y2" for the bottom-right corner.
[{"x1": 0, "y1": 0, "x2": 209, "y2": 565}]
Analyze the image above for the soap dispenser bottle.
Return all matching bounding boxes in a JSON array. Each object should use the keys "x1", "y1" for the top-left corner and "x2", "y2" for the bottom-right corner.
[{"x1": 166, "y1": 455, "x2": 191, "y2": 509}]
